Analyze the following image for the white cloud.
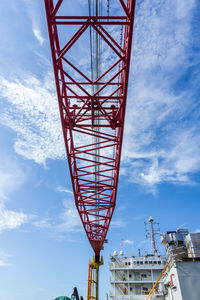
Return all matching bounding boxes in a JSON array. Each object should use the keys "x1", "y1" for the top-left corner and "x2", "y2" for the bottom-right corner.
[
  {"x1": 0, "y1": 73, "x2": 90, "y2": 166},
  {"x1": 0, "y1": 0, "x2": 199, "y2": 194},
  {"x1": 0, "y1": 73, "x2": 65, "y2": 165},
  {"x1": 0, "y1": 204, "x2": 27, "y2": 232},
  {"x1": 0, "y1": 157, "x2": 25, "y2": 200},
  {"x1": 31, "y1": 219, "x2": 52, "y2": 229},
  {"x1": 0, "y1": 251, "x2": 11, "y2": 267},
  {"x1": 0, "y1": 157, "x2": 27, "y2": 232},
  {"x1": 23, "y1": 0, "x2": 45, "y2": 46},
  {"x1": 111, "y1": 219, "x2": 127, "y2": 228},
  {"x1": 175, "y1": 0, "x2": 195, "y2": 19},
  {"x1": 28, "y1": 200, "x2": 82, "y2": 234},
  {"x1": 122, "y1": 124, "x2": 200, "y2": 190},
  {"x1": 27, "y1": 198, "x2": 82, "y2": 233},
  {"x1": 56, "y1": 186, "x2": 73, "y2": 194},
  {"x1": 0, "y1": 171, "x2": 23, "y2": 201},
  {"x1": 56, "y1": 199, "x2": 82, "y2": 233},
  {"x1": 124, "y1": 239, "x2": 134, "y2": 245},
  {"x1": 120, "y1": 0, "x2": 199, "y2": 191},
  {"x1": 33, "y1": 28, "x2": 44, "y2": 45}
]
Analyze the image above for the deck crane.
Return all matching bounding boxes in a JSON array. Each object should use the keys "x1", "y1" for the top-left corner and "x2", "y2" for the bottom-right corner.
[{"x1": 44, "y1": 0, "x2": 136, "y2": 299}]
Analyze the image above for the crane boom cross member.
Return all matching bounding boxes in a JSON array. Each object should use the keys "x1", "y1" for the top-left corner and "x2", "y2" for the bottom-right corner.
[{"x1": 44, "y1": 0, "x2": 136, "y2": 259}]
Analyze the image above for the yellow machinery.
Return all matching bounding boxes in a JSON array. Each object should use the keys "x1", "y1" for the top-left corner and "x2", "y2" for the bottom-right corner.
[{"x1": 87, "y1": 256, "x2": 103, "y2": 300}]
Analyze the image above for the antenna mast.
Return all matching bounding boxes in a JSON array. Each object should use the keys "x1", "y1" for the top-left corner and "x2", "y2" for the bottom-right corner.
[{"x1": 145, "y1": 216, "x2": 160, "y2": 255}]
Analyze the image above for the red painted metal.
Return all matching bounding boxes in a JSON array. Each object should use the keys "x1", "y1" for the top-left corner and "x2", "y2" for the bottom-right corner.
[{"x1": 44, "y1": 0, "x2": 136, "y2": 257}]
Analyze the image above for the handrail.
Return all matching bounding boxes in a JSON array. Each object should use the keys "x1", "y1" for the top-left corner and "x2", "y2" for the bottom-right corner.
[{"x1": 145, "y1": 257, "x2": 174, "y2": 300}]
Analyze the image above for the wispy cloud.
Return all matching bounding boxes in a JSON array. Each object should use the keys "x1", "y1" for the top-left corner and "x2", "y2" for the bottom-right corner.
[
  {"x1": 29, "y1": 198, "x2": 82, "y2": 234},
  {"x1": 0, "y1": 0, "x2": 199, "y2": 195},
  {"x1": 23, "y1": 0, "x2": 45, "y2": 45},
  {"x1": 0, "y1": 157, "x2": 27, "y2": 233},
  {"x1": 0, "y1": 73, "x2": 65, "y2": 165},
  {"x1": 120, "y1": 0, "x2": 200, "y2": 192},
  {"x1": 33, "y1": 29, "x2": 45, "y2": 45},
  {"x1": 56, "y1": 186, "x2": 73, "y2": 194},
  {"x1": 0, "y1": 251, "x2": 11, "y2": 267},
  {"x1": 56, "y1": 199, "x2": 82, "y2": 233},
  {"x1": 124, "y1": 239, "x2": 134, "y2": 245},
  {"x1": 28, "y1": 200, "x2": 82, "y2": 235},
  {"x1": 133, "y1": 214, "x2": 147, "y2": 222},
  {"x1": 0, "y1": 157, "x2": 25, "y2": 200},
  {"x1": 0, "y1": 204, "x2": 27, "y2": 232},
  {"x1": 111, "y1": 219, "x2": 127, "y2": 228},
  {"x1": 31, "y1": 219, "x2": 52, "y2": 229},
  {"x1": 0, "y1": 73, "x2": 89, "y2": 166}
]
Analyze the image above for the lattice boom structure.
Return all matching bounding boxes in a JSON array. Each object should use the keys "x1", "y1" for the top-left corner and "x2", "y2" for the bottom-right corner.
[{"x1": 44, "y1": 0, "x2": 136, "y2": 258}]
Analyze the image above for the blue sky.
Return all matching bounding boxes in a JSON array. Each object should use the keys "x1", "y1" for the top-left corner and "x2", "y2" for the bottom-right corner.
[{"x1": 0, "y1": 0, "x2": 200, "y2": 299}]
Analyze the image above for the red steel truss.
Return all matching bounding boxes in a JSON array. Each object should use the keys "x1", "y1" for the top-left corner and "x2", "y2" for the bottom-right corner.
[{"x1": 44, "y1": 0, "x2": 136, "y2": 258}]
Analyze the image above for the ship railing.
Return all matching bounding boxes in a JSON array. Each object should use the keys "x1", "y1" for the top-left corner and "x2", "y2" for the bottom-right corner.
[
  {"x1": 109, "y1": 294, "x2": 145, "y2": 299},
  {"x1": 109, "y1": 257, "x2": 125, "y2": 268},
  {"x1": 110, "y1": 269, "x2": 126, "y2": 282},
  {"x1": 114, "y1": 256, "x2": 126, "y2": 267},
  {"x1": 112, "y1": 280, "x2": 128, "y2": 296}
]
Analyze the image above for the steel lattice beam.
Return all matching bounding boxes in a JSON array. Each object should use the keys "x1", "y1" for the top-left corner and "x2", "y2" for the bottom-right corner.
[{"x1": 44, "y1": 0, "x2": 136, "y2": 257}]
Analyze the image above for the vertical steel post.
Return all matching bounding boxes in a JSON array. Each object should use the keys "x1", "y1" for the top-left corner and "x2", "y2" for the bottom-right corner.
[{"x1": 95, "y1": 265, "x2": 99, "y2": 300}]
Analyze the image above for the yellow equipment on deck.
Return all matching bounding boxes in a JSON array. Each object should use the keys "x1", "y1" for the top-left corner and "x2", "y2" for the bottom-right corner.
[{"x1": 87, "y1": 256, "x2": 104, "y2": 300}]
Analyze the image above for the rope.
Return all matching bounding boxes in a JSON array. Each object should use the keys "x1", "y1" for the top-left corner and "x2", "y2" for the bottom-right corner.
[
  {"x1": 107, "y1": 0, "x2": 110, "y2": 17},
  {"x1": 88, "y1": 0, "x2": 102, "y2": 225}
]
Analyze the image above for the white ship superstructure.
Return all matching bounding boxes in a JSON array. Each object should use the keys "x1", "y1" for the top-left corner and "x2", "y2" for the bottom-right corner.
[
  {"x1": 109, "y1": 219, "x2": 200, "y2": 300},
  {"x1": 109, "y1": 253, "x2": 167, "y2": 300},
  {"x1": 109, "y1": 217, "x2": 167, "y2": 300}
]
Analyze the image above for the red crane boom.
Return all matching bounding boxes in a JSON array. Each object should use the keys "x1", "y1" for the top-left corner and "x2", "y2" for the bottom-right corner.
[{"x1": 44, "y1": 0, "x2": 136, "y2": 260}]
